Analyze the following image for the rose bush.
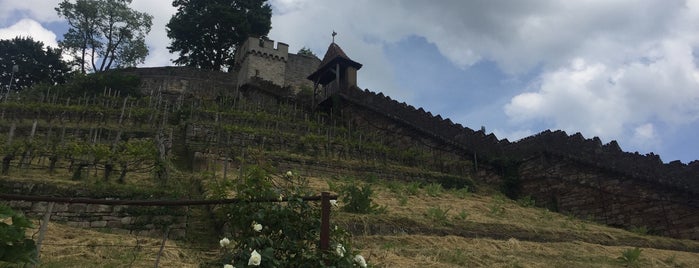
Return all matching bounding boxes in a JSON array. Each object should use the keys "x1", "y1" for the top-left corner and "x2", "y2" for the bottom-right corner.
[{"x1": 215, "y1": 166, "x2": 368, "y2": 267}]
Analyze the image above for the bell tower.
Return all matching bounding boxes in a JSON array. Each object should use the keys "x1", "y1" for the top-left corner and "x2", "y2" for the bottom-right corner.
[{"x1": 306, "y1": 32, "x2": 362, "y2": 108}]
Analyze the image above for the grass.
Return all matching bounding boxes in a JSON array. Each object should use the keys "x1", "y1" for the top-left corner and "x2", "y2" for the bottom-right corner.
[
  {"x1": 8, "y1": 173, "x2": 699, "y2": 267},
  {"x1": 27, "y1": 222, "x2": 201, "y2": 267}
]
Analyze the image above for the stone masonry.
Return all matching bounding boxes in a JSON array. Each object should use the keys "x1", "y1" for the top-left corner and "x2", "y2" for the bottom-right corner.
[{"x1": 233, "y1": 36, "x2": 320, "y2": 92}]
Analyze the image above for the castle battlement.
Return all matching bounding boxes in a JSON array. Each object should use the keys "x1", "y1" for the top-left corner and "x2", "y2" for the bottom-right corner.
[
  {"x1": 234, "y1": 36, "x2": 319, "y2": 92},
  {"x1": 234, "y1": 37, "x2": 289, "y2": 64}
]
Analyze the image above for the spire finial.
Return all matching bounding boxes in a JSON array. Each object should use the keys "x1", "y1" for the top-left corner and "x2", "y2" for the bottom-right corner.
[{"x1": 332, "y1": 30, "x2": 337, "y2": 43}]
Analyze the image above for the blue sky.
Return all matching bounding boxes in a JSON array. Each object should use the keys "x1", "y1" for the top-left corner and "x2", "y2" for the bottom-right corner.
[{"x1": 2, "y1": 0, "x2": 699, "y2": 163}]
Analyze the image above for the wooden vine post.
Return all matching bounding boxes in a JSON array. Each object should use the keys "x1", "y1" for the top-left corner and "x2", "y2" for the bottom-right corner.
[{"x1": 320, "y1": 191, "x2": 331, "y2": 252}]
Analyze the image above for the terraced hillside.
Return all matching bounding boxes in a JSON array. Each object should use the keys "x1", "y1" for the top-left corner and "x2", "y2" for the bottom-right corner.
[{"x1": 1, "y1": 71, "x2": 697, "y2": 267}]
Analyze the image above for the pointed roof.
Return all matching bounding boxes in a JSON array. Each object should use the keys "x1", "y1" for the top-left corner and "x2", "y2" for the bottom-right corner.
[
  {"x1": 319, "y1": 43, "x2": 362, "y2": 70},
  {"x1": 307, "y1": 42, "x2": 363, "y2": 82}
]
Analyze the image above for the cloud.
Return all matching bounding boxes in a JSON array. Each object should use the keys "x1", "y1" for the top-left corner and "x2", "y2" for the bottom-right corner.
[
  {"x1": 0, "y1": 0, "x2": 62, "y2": 24},
  {"x1": 0, "y1": 18, "x2": 58, "y2": 47},
  {"x1": 505, "y1": 39, "x2": 699, "y2": 143},
  {"x1": 130, "y1": 0, "x2": 177, "y2": 67}
]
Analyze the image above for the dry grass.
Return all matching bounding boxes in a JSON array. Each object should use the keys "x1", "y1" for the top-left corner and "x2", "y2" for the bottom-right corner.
[
  {"x1": 27, "y1": 222, "x2": 203, "y2": 267},
  {"x1": 354, "y1": 235, "x2": 699, "y2": 268},
  {"x1": 307, "y1": 176, "x2": 699, "y2": 267},
  {"x1": 9, "y1": 172, "x2": 699, "y2": 267}
]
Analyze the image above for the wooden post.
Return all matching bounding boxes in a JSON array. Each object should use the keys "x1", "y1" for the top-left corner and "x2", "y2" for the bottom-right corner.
[
  {"x1": 154, "y1": 225, "x2": 171, "y2": 268},
  {"x1": 34, "y1": 202, "x2": 55, "y2": 267},
  {"x1": 320, "y1": 192, "x2": 331, "y2": 252}
]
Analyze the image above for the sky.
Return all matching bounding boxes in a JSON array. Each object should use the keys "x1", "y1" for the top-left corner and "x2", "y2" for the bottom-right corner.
[{"x1": 1, "y1": 0, "x2": 699, "y2": 163}]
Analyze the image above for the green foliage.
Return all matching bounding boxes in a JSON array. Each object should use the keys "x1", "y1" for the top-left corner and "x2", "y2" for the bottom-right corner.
[
  {"x1": 167, "y1": 0, "x2": 272, "y2": 70},
  {"x1": 340, "y1": 184, "x2": 385, "y2": 214},
  {"x1": 56, "y1": 0, "x2": 153, "y2": 72},
  {"x1": 628, "y1": 225, "x2": 649, "y2": 236},
  {"x1": 617, "y1": 247, "x2": 642, "y2": 267},
  {"x1": 454, "y1": 209, "x2": 469, "y2": 221},
  {"x1": 424, "y1": 182, "x2": 443, "y2": 197},
  {"x1": 492, "y1": 158, "x2": 521, "y2": 199},
  {"x1": 425, "y1": 206, "x2": 451, "y2": 225},
  {"x1": 451, "y1": 187, "x2": 471, "y2": 199},
  {"x1": 0, "y1": 37, "x2": 71, "y2": 91},
  {"x1": 435, "y1": 174, "x2": 475, "y2": 190},
  {"x1": 517, "y1": 195, "x2": 535, "y2": 207},
  {"x1": 53, "y1": 72, "x2": 142, "y2": 98},
  {"x1": 488, "y1": 195, "x2": 506, "y2": 217},
  {"x1": 405, "y1": 182, "x2": 421, "y2": 196},
  {"x1": 297, "y1": 47, "x2": 316, "y2": 57},
  {"x1": 0, "y1": 205, "x2": 37, "y2": 265},
  {"x1": 384, "y1": 180, "x2": 404, "y2": 195},
  {"x1": 539, "y1": 209, "x2": 553, "y2": 221},
  {"x1": 397, "y1": 195, "x2": 408, "y2": 206},
  {"x1": 215, "y1": 167, "x2": 366, "y2": 267}
]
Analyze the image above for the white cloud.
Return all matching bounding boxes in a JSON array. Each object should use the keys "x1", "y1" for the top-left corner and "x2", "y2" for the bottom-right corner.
[
  {"x1": 505, "y1": 39, "x2": 699, "y2": 144},
  {"x1": 0, "y1": 18, "x2": 58, "y2": 47},
  {"x1": 130, "y1": 0, "x2": 177, "y2": 67},
  {"x1": 630, "y1": 123, "x2": 661, "y2": 152},
  {"x1": 0, "y1": 0, "x2": 62, "y2": 24}
]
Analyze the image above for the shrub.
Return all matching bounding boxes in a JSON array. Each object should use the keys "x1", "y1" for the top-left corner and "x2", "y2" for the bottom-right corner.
[
  {"x1": 53, "y1": 72, "x2": 142, "y2": 98},
  {"x1": 0, "y1": 205, "x2": 37, "y2": 264},
  {"x1": 405, "y1": 182, "x2": 421, "y2": 196},
  {"x1": 215, "y1": 167, "x2": 368, "y2": 267},
  {"x1": 451, "y1": 187, "x2": 471, "y2": 199},
  {"x1": 424, "y1": 183, "x2": 443, "y2": 197},
  {"x1": 617, "y1": 247, "x2": 642, "y2": 267},
  {"x1": 628, "y1": 225, "x2": 649, "y2": 236},
  {"x1": 517, "y1": 196, "x2": 535, "y2": 207},
  {"x1": 425, "y1": 206, "x2": 451, "y2": 225},
  {"x1": 488, "y1": 195, "x2": 506, "y2": 217},
  {"x1": 453, "y1": 209, "x2": 469, "y2": 221},
  {"x1": 340, "y1": 184, "x2": 385, "y2": 214}
]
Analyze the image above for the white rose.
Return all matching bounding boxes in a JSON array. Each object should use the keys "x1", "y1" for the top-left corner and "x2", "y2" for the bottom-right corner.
[
  {"x1": 335, "y1": 244, "x2": 346, "y2": 257},
  {"x1": 253, "y1": 223, "x2": 263, "y2": 232},
  {"x1": 219, "y1": 237, "x2": 230, "y2": 247},
  {"x1": 354, "y1": 255, "x2": 367, "y2": 268},
  {"x1": 248, "y1": 250, "x2": 261, "y2": 266}
]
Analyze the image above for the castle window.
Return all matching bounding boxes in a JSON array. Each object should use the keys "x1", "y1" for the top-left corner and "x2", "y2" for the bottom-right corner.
[
  {"x1": 255, "y1": 69, "x2": 260, "y2": 76},
  {"x1": 259, "y1": 38, "x2": 264, "y2": 47}
]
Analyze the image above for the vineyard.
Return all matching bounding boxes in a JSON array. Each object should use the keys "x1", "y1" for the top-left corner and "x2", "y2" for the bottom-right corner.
[{"x1": 2, "y1": 72, "x2": 698, "y2": 267}]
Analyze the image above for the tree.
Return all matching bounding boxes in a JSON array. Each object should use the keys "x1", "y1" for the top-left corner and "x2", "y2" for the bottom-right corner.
[
  {"x1": 166, "y1": 0, "x2": 272, "y2": 71},
  {"x1": 0, "y1": 37, "x2": 71, "y2": 91},
  {"x1": 297, "y1": 47, "x2": 316, "y2": 57},
  {"x1": 56, "y1": 0, "x2": 152, "y2": 73}
]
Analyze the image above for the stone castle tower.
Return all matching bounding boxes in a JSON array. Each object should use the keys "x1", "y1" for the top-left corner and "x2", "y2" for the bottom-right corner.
[{"x1": 233, "y1": 36, "x2": 321, "y2": 91}]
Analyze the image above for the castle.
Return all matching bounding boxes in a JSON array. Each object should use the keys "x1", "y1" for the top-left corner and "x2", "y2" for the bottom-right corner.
[{"x1": 123, "y1": 36, "x2": 698, "y2": 240}]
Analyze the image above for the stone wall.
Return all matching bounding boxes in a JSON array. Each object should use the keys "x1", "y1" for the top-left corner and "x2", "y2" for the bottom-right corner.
[
  {"x1": 121, "y1": 66, "x2": 238, "y2": 100},
  {"x1": 5, "y1": 200, "x2": 188, "y2": 238},
  {"x1": 326, "y1": 85, "x2": 699, "y2": 239},
  {"x1": 236, "y1": 52, "x2": 287, "y2": 89},
  {"x1": 285, "y1": 54, "x2": 320, "y2": 92},
  {"x1": 0, "y1": 180, "x2": 189, "y2": 239},
  {"x1": 519, "y1": 153, "x2": 698, "y2": 239},
  {"x1": 508, "y1": 130, "x2": 699, "y2": 195}
]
